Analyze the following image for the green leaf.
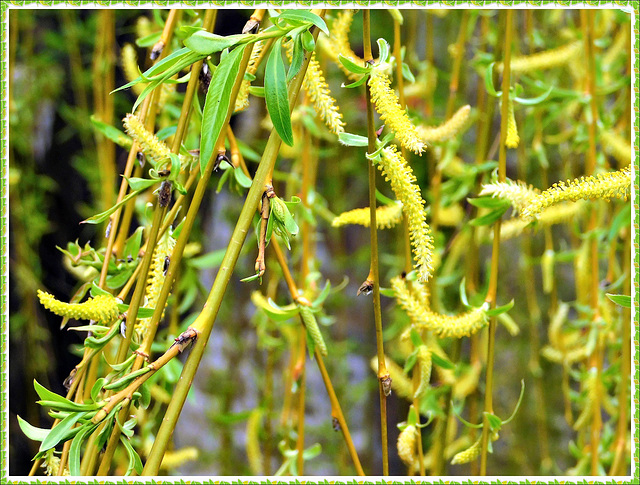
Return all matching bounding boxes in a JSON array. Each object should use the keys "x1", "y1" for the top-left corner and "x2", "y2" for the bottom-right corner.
[
  {"x1": 123, "y1": 227, "x2": 144, "y2": 261},
  {"x1": 311, "y1": 280, "x2": 331, "y2": 308},
  {"x1": 485, "y1": 412, "x2": 502, "y2": 431},
  {"x1": 338, "y1": 132, "x2": 369, "y2": 147},
  {"x1": 90, "y1": 378, "x2": 105, "y2": 403},
  {"x1": 467, "y1": 197, "x2": 510, "y2": 209},
  {"x1": 120, "y1": 435, "x2": 144, "y2": 476},
  {"x1": 513, "y1": 86, "x2": 553, "y2": 106},
  {"x1": 469, "y1": 205, "x2": 508, "y2": 226},
  {"x1": 184, "y1": 31, "x2": 246, "y2": 55},
  {"x1": 234, "y1": 166, "x2": 252, "y2": 188},
  {"x1": 502, "y1": 380, "x2": 526, "y2": 425},
  {"x1": 139, "y1": 383, "x2": 151, "y2": 409},
  {"x1": 200, "y1": 45, "x2": 247, "y2": 174},
  {"x1": 106, "y1": 268, "x2": 133, "y2": 290},
  {"x1": 40, "y1": 411, "x2": 86, "y2": 452},
  {"x1": 69, "y1": 424, "x2": 96, "y2": 476},
  {"x1": 376, "y1": 38, "x2": 391, "y2": 64},
  {"x1": 606, "y1": 293, "x2": 631, "y2": 308},
  {"x1": 287, "y1": 36, "x2": 305, "y2": 83},
  {"x1": 338, "y1": 54, "x2": 371, "y2": 74},
  {"x1": 249, "y1": 85, "x2": 265, "y2": 97},
  {"x1": 401, "y1": 62, "x2": 415, "y2": 83},
  {"x1": 188, "y1": 249, "x2": 226, "y2": 269},
  {"x1": 608, "y1": 203, "x2": 631, "y2": 242},
  {"x1": 484, "y1": 62, "x2": 500, "y2": 97},
  {"x1": 431, "y1": 352, "x2": 455, "y2": 370},
  {"x1": 17, "y1": 416, "x2": 50, "y2": 442},
  {"x1": 278, "y1": 10, "x2": 329, "y2": 36},
  {"x1": 90, "y1": 115, "x2": 132, "y2": 148},
  {"x1": 34, "y1": 380, "x2": 76, "y2": 407},
  {"x1": 302, "y1": 442, "x2": 322, "y2": 460},
  {"x1": 136, "y1": 31, "x2": 162, "y2": 48},
  {"x1": 81, "y1": 189, "x2": 143, "y2": 224},
  {"x1": 342, "y1": 75, "x2": 368, "y2": 89},
  {"x1": 404, "y1": 352, "x2": 418, "y2": 373},
  {"x1": 265, "y1": 38, "x2": 294, "y2": 146},
  {"x1": 241, "y1": 272, "x2": 262, "y2": 283},
  {"x1": 485, "y1": 299, "x2": 514, "y2": 316},
  {"x1": 301, "y1": 29, "x2": 315, "y2": 52}
]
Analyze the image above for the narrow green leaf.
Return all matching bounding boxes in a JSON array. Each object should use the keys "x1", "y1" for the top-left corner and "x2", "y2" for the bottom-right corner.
[
  {"x1": 120, "y1": 435, "x2": 144, "y2": 476},
  {"x1": 135, "y1": 31, "x2": 162, "y2": 48},
  {"x1": 122, "y1": 227, "x2": 144, "y2": 261},
  {"x1": 401, "y1": 62, "x2": 415, "y2": 83},
  {"x1": 90, "y1": 116, "x2": 132, "y2": 148},
  {"x1": 431, "y1": 353, "x2": 455, "y2": 370},
  {"x1": 200, "y1": 45, "x2": 247, "y2": 174},
  {"x1": 40, "y1": 411, "x2": 85, "y2": 452},
  {"x1": 90, "y1": 378, "x2": 105, "y2": 404},
  {"x1": 248, "y1": 85, "x2": 265, "y2": 97},
  {"x1": 485, "y1": 299, "x2": 514, "y2": 316},
  {"x1": 377, "y1": 38, "x2": 391, "y2": 64},
  {"x1": 467, "y1": 196, "x2": 510, "y2": 209},
  {"x1": 184, "y1": 31, "x2": 246, "y2": 55},
  {"x1": 234, "y1": 166, "x2": 252, "y2": 188},
  {"x1": 485, "y1": 412, "x2": 503, "y2": 431},
  {"x1": 338, "y1": 54, "x2": 371, "y2": 74},
  {"x1": 265, "y1": 38, "x2": 294, "y2": 146},
  {"x1": 287, "y1": 36, "x2": 305, "y2": 83},
  {"x1": 513, "y1": 86, "x2": 553, "y2": 106},
  {"x1": 81, "y1": 189, "x2": 143, "y2": 225},
  {"x1": 69, "y1": 424, "x2": 96, "y2": 476},
  {"x1": 277, "y1": 10, "x2": 329, "y2": 35},
  {"x1": 342, "y1": 75, "x2": 368, "y2": 89},
  {"x1": 484, "y1": 62, "x2": 500, "y2": 97},
  {"x1": 301, "y1": 29, "x2": 315, "y2": 52},
  {"x1": 469, "y1": 205, "x2": 508, "y2": 226},
  {"x1": 606, "y1": 293, "x2": 631, "y2": 308},
  {"x1": 17, "y1": 416, "x2": 50, "y2": 442},
  {"x1": 338, "y1": 132, "x2": 369, "y2": 147}
]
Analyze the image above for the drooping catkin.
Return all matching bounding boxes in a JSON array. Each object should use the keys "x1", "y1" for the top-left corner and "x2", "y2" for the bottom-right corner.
[
  {"x1": 235, "y1": 41, "x2": 263, "y2": 113},
  {"x1": 332, "y1": 202, "x2": 403, "y2": 229},
  {"x1": 601, "y1": 130, "x2": 632, "y2": 165},
  {"x1": 397, "y1": 425, "x2": 418, "y2": 468},
  {"x1": 369, "y1": 69, "x2": 426, "y2": 154},
  {"x1": 417, "y1": 105, "x2": 471, "y2": 143},
  {"x1": 322, "y1": 10, "x2": 362, "y2": 81},
  {"x1": 451, "y1": 432, "x2": 499, "y2": 465},
  {"x1": 121, "y1": 44, "x2": 145, "y2": 96},
  {"x1": 160, "y1": 447, "x2": 199, "y2": 470},
  {"x1": 135, "y1": 232, "x2": 176, "y2": 340},
  {"x1": 520, "y1": 167, "x2": 631, "y2": 221},
  {"x1": 500, "y1": 41, "x2": 582, "y2": 74},
  {"x1": 38, "y1": 290, "x2": 120, "y2": 324},
  {"x1": 246, "y1": 408, "x2": 264, "y2": 475},
  {"x1": 480, "y1": 178, "x2": 540, "y2": 215},
  {"x1": 495, "y1": 201, "x2": 585, "y2": 240},
  {"x1": 505, "y1": 97, "x2": 519, "y2": 148},
  {"x1": 136, "y1": 16, "x2": 152, "y2": 40},
  {"x1": 573, "y1": 367, "x2": 598, "y2": 430},
  {"x1": 370, "y1": 356, "x2": 413, "y2": 400},
  {"x1": 299, "y1": 305, "x2": 327, "y2": 356},
  {"x1": 378, "y1": 146, "x2": 434, "y2": 281},
  {"x1": 414, "y1": 345, "x2": 432, "y2": 399},
  {"x1": 123, "y1": 113, "x2": 171, "y2": 164}
]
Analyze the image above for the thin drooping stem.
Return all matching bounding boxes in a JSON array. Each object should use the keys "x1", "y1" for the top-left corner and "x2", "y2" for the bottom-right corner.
[
  {"x1": 480, "y1": 9, "x2": 512, "y2": 476},
  {"x1": 141, "y1": 22, "x2": 323, "y2": 473},
  {"x1": 363, "y1": 9, "x2": 389, "y2": 476}
]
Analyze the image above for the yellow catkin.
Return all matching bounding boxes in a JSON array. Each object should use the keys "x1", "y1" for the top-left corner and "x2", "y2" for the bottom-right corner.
[
  {"x1": 521, "y1": 167, "x2": 631, "y2": 221},
  {"x1": 601, "y1": 130, "x2": 632, "y2": 165},
  {"x1": 397, "y1": 425, "x2": 418, "y2": 468},
  {"x1": 299, "y1": 305, "x2": 327, "y2": 356},
  {"x1": 332, "y1": 202, "x2": 403, "y2": 229},
  {"x1": 602, "y1": 23, "x2": 629, "y2": 74},
  {"x1": 392, "y1": 276, "x2": 489, "y2": 339},
  {"x1": 417, "y1": 105, "x2": 472, "y2": 143},
  {"x1": 286, "y1": 41, "x2": 345, "y2": 134},
  {"x1": 414, "y1": 345, "x2": 432, "y2": 399},
  {"x1": 160, "y1": 447, "x2": 199, "y2": 470},
  {"x1": 123, "y1": 113, "x2": 171, "y2": 164},
  {"x1": 246, "y1": 408, "x2": 264, "y2": 475},
  {"x1": 573, "y1": 368, "x2": 598, "y2": 430},
  {"x1": 369, "y1": 69, "x2": 426, "y2": 154},
  {"x1": 451, "y1": 432, "x2": 499, "y2": 465},
  {"x1": 480, "y1": 178, "x2": 540, "y2": 214},
  {"x1": 370, "y1": 356, "x2": 413, "y2": 400},
  {"x1": 501, "y1": 41, "x2": 582, "y2": 74},
  {"x1": 505, "y1": 98, "x2": 519, "y2": 148},
  {"x1": 378, "y1": 146, "x2": 434, "y2": 281},
  {"x1": 121, "y1": 44, "x2": 145, "y2": 96},
  {"x1": 37, "y1": 290, "x2": 120, "y2": 324},
  {"x1": 322, "y1": 10, "x2": 362, "y2": 81},
  {"x1": 235, "y1": 41, "x2": 263, "y2": 113},
  {"x1": 42, "y1": 451, "x2": 69, "y2": 476},
  {"x1": 136, "y1": 16, "x2": 152, "y2": 40},
  {"x1": 135, "y1": 232, "x2": 176, "y2": 340},
  {"x1": 496, "y1": 201, "x2": 585, "y2": 240}
]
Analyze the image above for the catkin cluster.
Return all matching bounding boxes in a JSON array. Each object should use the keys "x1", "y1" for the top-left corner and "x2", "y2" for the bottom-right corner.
[
  {"x1": 123, "y1": 113, "x2": 171, "y2": 164},
  {"x1": 235, "y1": 41, "x2": 264, "y2": 113},
  {"x1": 505, "y1": 97, "x2": 519, "y2": 148},
  {"x1": 38, "y1": 290, "x2": 120, "y2": 324},
  {"x1": 501, "y1": 41, "x2": 582, "y2": 74},
  {"x1": 370, "y1": 356, "x2": 413, "y2": 399},
  {"x1": 521, "y1": 167, "x2": 631, "y2": 221},
  {"x1": 397, "y1": 425, "x2": 418, "y2": 468},
  {"x1": 322, "y1": 10, "x2": 363, "y2": 81},
  {"x1": 369, "y1": 69, "x2": 426, "y2": 155},
  {"x1": 332, "y1": 202, "x2": 403, "y2": 229},
  {"x1": 378, "y1": 146, "x2": 434, "y2": 282},
  {"x1": 480, "y1": 178, "x2": 540, "y2": 215}
]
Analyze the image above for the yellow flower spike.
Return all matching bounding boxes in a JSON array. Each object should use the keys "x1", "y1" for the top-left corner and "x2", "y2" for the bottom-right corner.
[
  {"x1": 299, "y1": 305, "x2": 328, "y2": 356},
  {"x1": 480, "y1": 178, "x2": 540, "y2": 215},
  {"x1": 521, "y1": 167, "x2": 631, "y2": 221},
  {"x1": 391, "y1": 275, "x2": 430, "y2": 326},
  {"x1": 505, "y1": 98, "x2": 519, "y2": 148},
  {"x1": 235, "y1": 41, "x2": 263, "y2": 113},
  {"x1": 414, "y1": 345, "x2": 432, "y2": 400},
  {"x1": 123, "y1": 113, "x2": 171, "y2": 164},
  {"x1": 397, "y1": 424, "x2": 418, "y2": 469},
  {"x1": 135, "y1": 232, "x2": 176, "y2": 340},
  {"x1": 417, "y1": 105, "x2": 472, "y2": 144},
  {"x1": 573, "y1": 367, "x2": 598, "y2": 430},
  {"x1": 37, "y1": 290, "x2": 120, "y2": 324},
  {"x1": 500, "y1": 41, "x2": 582, "y2": 74},
  {"x1": 160, "y1": 447, "x2": 199, "y2": 470},
  {"x1": 136, "y1": 16, "x2": 152, "y2": 40},
  {"x1": 332, "y1": 202, "x2": 403, "y2": 229},
  {"x1": 245, "y1": 409, "x2": 264, "y2": 475},
  {"x1": 601, "y1": 130, "x2": 632, "y2": 165},
  {"x1": 121, "y1": 44, "x2": 145, "y2": 96},
  {"x1": 322, "y1": 10, "x2": 363, "y2": 81},
  {"x1": 495, "y1": 201, "x2": 585, "y2": 241},
  {"x1": 370, "y1": 356, "x2": 413, "y2": 400},
  {"x1": 451, "y1": 432, "x2": 499, "y2": 465},
  {"x1": 285, "y1": 42, "x2": 345, "y2": 135},
  {"x1": 369, "y1": 70, "x2": 426, "y2": 155},
  {"x1": 378, "y1": 146, "x2": 434, "y2": 282}
]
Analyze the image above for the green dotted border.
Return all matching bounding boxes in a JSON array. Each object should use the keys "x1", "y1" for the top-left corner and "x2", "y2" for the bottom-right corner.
[{"x1": 2, "y1": 1, "x2": 638, "y2": 483}]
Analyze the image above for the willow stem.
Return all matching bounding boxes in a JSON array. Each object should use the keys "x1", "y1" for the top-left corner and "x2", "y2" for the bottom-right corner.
[{"x1": 480, "y1": 9, "x2": 512, "y2": 476}]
